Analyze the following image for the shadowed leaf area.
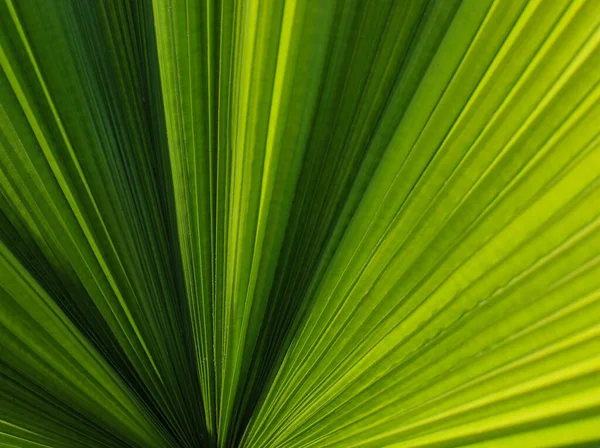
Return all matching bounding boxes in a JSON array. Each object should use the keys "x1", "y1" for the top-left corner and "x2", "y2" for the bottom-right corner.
[{"x1": 1, "y1": 0, "x2": 600, "y2": 447}]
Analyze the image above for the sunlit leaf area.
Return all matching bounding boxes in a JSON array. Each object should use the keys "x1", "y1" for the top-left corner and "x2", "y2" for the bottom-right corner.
[{"x1": 1, "y1": 0, "x2": 600, "y2": 447}]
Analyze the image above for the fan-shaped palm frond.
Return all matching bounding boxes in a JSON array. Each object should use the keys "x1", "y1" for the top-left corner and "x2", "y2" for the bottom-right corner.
[{"x1": 1, "y1": 0, "x2": 599, "y2": 447}]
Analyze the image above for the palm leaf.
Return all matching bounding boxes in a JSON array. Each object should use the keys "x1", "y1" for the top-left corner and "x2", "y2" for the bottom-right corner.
[{"x1": 1, "y1": 0, "x2": 599, "y2": 447}]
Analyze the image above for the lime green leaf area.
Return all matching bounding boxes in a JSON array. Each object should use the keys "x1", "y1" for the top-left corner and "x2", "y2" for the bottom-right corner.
[{"x1": 1, "y1": 0, "x2": 600, "y2": 447}]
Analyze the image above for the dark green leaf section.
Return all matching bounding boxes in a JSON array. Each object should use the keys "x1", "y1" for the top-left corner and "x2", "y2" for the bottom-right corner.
[
  {"x1": 1, "y1": 0, "x2": 600, "y2": 447},
  {"x1": 0, "y1": 0, "x2": 201, "y2": 446}
]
